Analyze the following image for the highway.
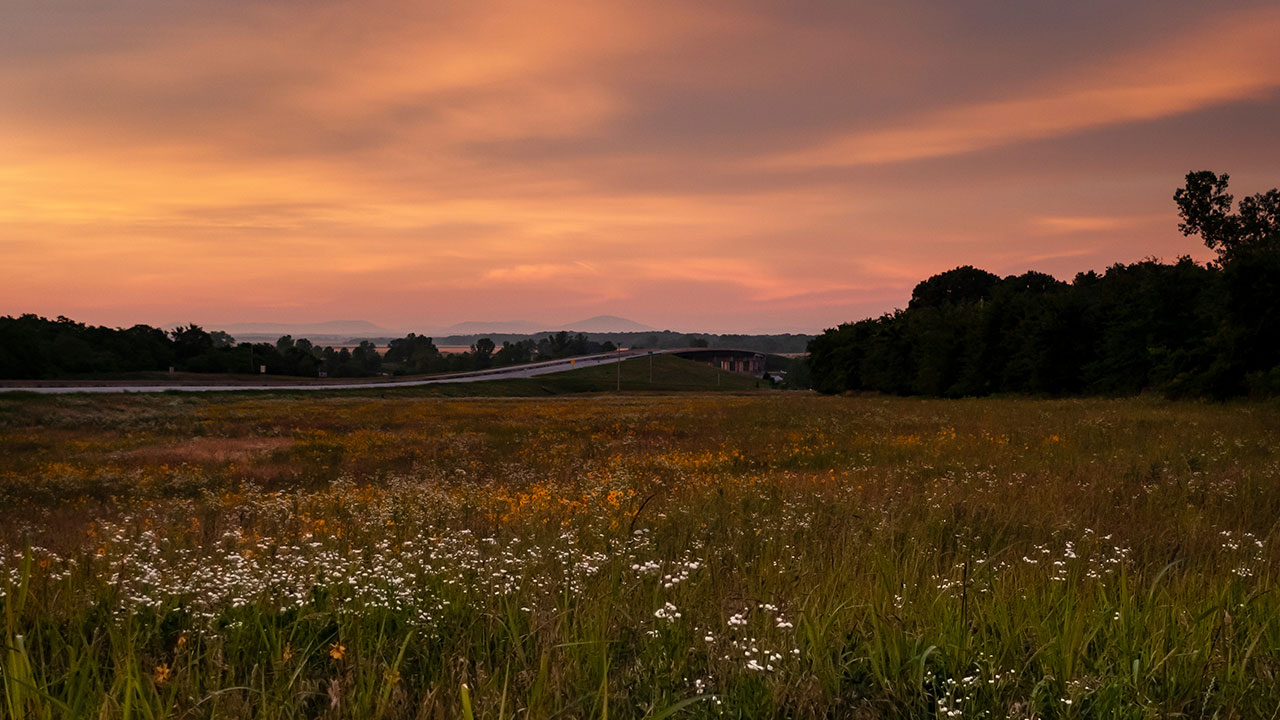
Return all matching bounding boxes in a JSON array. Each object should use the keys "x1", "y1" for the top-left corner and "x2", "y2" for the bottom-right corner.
[{"x1": 0, "y1": 349, "x2": 660, "y2": 394}]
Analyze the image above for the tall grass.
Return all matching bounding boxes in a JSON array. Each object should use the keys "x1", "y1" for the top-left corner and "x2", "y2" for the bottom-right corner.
[{"x1": 1, "y1": 394, "x2": 1277, "y2": 717}]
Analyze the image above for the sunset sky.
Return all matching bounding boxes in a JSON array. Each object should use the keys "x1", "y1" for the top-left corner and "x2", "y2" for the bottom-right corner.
[{"x1": 4, "y1": 1, "x2": 1280, "y2": 333}]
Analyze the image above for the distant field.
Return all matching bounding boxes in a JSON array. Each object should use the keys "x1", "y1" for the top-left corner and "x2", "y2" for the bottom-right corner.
[{"x1": 1, "y1": 394, "x2": 1278, "y2": 718}]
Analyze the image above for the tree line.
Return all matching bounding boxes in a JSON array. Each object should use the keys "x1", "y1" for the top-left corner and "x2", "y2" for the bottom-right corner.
[
  {"x1": 382, "y1": 331, "x2": 616, "y2": 375},
  {"x1": 423, "y1": 331, "x2": 811, "y2": 355},
  {"x1": 0, "y1": 319, "x2": 619, "y2": 380},
  {"x1": 807, "y1": 171, "x2": 1280, "y2": 398}
]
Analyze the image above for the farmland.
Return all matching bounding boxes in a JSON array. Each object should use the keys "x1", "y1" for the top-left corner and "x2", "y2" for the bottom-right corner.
[{"x1": 2, "y1": 391, "x2": 1278, "y2": 718}]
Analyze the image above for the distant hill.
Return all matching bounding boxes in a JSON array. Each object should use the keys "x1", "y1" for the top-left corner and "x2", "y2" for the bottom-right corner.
[
  {"x1": 439, "y1": 315, "x2": 652, "y2": 335},
  {"x1": 560, "y1": 315, "x2": 653, "y2": 332},
  {"x1": 439, "y1": 320, "x2": 546, "y2": 335}
]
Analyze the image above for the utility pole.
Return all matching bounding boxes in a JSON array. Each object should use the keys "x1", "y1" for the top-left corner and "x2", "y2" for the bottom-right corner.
[
  {"x1": 649, "y1": 351, "x2": 653, "y2": 383},
  {"x1": 616, "y1": 345, "x2": 621, "y2": 392}
]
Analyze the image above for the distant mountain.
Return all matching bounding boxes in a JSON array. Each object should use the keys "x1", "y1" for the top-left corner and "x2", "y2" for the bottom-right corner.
[
  {"x1": 560, "y1": 315, "x2": 653, "y2": 332},
  {"x1": 439, "y1": 320, "x2": 546, "y2": 335},
  {"x1": 207, "y1": 320, "x2": 398, "y2": 337},
  {"x1": 438, "y1": 316, "x2": 652, "y2": 334}
]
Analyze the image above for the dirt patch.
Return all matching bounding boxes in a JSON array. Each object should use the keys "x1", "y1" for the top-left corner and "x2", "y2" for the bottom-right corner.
[{"x1": 121, "y1": 436, "x2": 295, "y2": 464}]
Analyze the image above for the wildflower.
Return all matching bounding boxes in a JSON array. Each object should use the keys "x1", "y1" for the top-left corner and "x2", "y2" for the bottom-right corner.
[
  {"x1": 329, "y1": 643, "x2": 346, "y2": 661},
  {"x1": 154, "y1": 663, "x2": 172, "y2": 684},
  {"x1": 654, "y1": 602, "x2": 681, "y2": 621},
  {"x1": 282, "y1": 645, "x2": 295, "y2": 662}
]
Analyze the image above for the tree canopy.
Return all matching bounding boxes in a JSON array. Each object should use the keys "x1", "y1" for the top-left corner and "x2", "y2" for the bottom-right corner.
[
  {"x1": 0, "y1": 320, "x2": 599, "y2": 381},
  {"x1": 1175, "y1": 171, "x2": 1280, "y2": 262},
  {"x1": 807, "y1": 171, "x2": 1280, "y2": 398}
]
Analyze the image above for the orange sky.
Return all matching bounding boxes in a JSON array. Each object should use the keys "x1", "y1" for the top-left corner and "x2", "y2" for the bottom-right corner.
[{"x1": 3, "y1": 0, "x2": 1279, "y2": 333}]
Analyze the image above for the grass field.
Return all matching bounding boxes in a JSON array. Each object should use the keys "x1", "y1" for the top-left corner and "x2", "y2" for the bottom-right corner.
[{"x1": 2, "y1": 390, "x2": 1278, "y2": 718}]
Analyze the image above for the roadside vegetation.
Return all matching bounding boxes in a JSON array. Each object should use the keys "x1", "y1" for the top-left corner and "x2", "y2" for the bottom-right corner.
[
  {"x1": 0, "y1": 318, "x2": 627, "y2": 380},
  {"x1": 3, "y1": 393, "x2": 1277, "y2": 717}
]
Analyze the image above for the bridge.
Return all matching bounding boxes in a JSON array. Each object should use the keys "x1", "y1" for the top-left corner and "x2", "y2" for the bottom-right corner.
[{"x1": 665, "y1": 348, "x2": 766, "y2": 377}]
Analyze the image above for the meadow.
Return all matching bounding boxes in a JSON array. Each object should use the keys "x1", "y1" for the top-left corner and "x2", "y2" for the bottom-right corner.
[{"x1": 1, "y1": 390, "x2": 1278, "y2": 718}]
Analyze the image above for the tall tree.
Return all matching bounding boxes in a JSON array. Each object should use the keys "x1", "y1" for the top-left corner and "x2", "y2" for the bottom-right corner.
[
  {"x1": 1175, "y1": 170, "x2": 1280, "y2": 262},
  {"x1": 1175, "y1": 170, "x2": 1280, "y2": 393},
  {"x1": 908, "y1": 266, "x2": 1001, "y2": 309}
]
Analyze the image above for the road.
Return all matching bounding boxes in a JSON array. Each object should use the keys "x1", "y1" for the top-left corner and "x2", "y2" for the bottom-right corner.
[{"x1": 0, "y1": 350, "x2": 660, "y2": 394}]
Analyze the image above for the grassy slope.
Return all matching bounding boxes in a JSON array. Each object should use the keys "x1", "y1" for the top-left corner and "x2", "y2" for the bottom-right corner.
[
  {"x1": 217, "y1": 354, "x2": 764, "y2": 397},
  {"x1": 0, "y1": 354, "x2": 766, "y2": 399},
  {"x1": 474, "y1": 353, "x2": 762, "y2": 394},
  {"x1": 346, "y1": 354, "x2": 763, "y2": 396}
]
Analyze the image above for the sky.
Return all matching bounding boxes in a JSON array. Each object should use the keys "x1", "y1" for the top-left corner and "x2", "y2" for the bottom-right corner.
[{"x1": 3, "y1": 1, "x2": 1280, "y2": 334}]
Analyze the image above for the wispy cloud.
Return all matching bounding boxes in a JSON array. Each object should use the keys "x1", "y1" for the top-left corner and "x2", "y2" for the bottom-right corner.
[
  {"x1": 483, "y1": 262, "x2": 600, "y2": 282},
  {"x1": 1030, "y1": 214, "x2": 1167, "y2": 235},
  {"x1": 766, "y1": 7, "x2": 1280, "y2": 168}
]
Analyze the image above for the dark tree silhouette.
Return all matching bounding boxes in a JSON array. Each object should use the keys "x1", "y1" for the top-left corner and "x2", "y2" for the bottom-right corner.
[
  {"x1": 806, "y1": 171, "x2": 1280, "y2": 399},
  {"x1": 1175, "y1": 171, "x2": 1280, "y2": 262},
  {"x1": 170, "y1": 325, "x2": 214, "y2": 362},
  {"x1": 908, "y1": 266, "x2": 1001, "y2": 309},
  {"x1": 471, "y1": 337, "x2": 495, "y2": 369}
]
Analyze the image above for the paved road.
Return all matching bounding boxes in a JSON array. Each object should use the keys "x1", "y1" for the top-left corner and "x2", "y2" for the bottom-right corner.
[{"x1": 0, "y1": 350, "x2": 661, "y2": 394}]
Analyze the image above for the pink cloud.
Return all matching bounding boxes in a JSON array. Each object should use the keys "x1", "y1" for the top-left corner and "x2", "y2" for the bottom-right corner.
[{"x1": 767, "y1": 7, "x2": 1280, "y2": 167}]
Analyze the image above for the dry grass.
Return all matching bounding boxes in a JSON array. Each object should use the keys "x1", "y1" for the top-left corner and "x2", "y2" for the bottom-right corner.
[{"x1": 117, "y1": 436, "x2": 296, "y2": 464}]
